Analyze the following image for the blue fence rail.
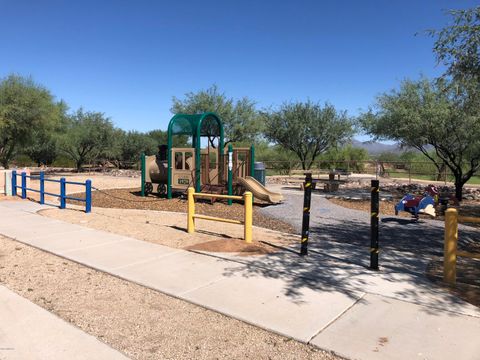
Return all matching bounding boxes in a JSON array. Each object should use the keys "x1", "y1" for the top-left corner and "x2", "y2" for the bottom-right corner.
[{"x1": 11, "y1": 171, "x2": 92, "y2": 213}]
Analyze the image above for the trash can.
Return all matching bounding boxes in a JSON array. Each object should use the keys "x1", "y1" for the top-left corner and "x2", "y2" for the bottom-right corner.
[{"x1": 253, "y1": 162, "x2": 266, "y2": 186}]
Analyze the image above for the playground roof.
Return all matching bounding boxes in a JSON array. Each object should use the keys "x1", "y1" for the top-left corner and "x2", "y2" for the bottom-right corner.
[{"x1": 168, "y1": 112, "x2": 223, "y2": 137}]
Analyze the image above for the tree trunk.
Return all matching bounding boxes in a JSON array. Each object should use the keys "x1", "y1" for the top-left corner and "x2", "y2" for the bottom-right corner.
[
  {"x1": 455, "y1": 182, "x2": 463, "y2": 202},
  {"x1": 453, "y1": 170, "x2": 466, "y2": 202},
  {"x1": 436, "y1": 163, "x2": 446, "y2": 182},
  {"x1": 76, "y1": 159, "x2": 83, "y2": 172}
]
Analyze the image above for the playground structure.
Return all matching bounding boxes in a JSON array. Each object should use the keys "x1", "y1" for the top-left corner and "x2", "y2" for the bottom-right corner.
[
  {"x1": 394, "y1": 184, "x2": 438, "y2": 218},
  {"x1": 141, "y1": 112, "x2": 283, "y2": 204}
]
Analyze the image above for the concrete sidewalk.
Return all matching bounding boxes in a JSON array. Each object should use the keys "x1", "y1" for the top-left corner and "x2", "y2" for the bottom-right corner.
[
  {"x1": 0, "y1": 200, "x2": 479, "y2": 360},
  {"x1": 0, "y1": 285, "x2": 127, "y2": 359}
]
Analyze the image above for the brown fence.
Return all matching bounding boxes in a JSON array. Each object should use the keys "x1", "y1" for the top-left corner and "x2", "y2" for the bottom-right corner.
[{"x1": 257, "y1": 160, "x2": 461, "y2": 184}]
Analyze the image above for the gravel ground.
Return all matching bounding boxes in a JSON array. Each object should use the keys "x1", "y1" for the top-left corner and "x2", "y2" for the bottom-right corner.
[
  {"x1": 259, "y1": 188, "x2": 480, "y2": 307},
  {"x1": 67, "y1": 187, "x2": 295, "y2": 234},
  {"x1": 0, "y1": 235, "x2": 341, "y2": 360}
]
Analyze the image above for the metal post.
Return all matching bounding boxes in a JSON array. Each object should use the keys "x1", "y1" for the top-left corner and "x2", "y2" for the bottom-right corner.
[
  {"x1": 141, "y1": 153, "x2": 146, "y2": 197},
  {"x1": 250, "y1": 145, "x2": 255, "y2": 177},
  {"x1": 244, "y1": 191, "x2": 253, "y2": 243},
  {"x1": 228, "y1": 144, "x2": 233, "y2": 206},
  {"x1": 21, "y1": 172, "x2": 27, "y2": 199},
  {"x1": 444, "y1": 208, "x2": 458, "y2": 285},
  {"x1": 370, "y1": 179, "x2": 380, "y2": 270},
  {"x1": 39, "y1": 171, "x2": 45, "y2": 205},
  {"x1": 187, "y1": 187, "x2": 195, "y2": 233},
  {"x1": 12, "y1": 170, "x2": 17, "y2": 196},
  {"x1": 300, "y1": 173, "x2": 313, "y2": 256},
  {"x1": 60, "y1": 177, "x2": 66, "y2": 209},
  {"x1": 85, "y1": 180, "x2": 92, "y2": 213},
  {"x1": 250, "y1": 145, "x2": 255, "y2": 204}
]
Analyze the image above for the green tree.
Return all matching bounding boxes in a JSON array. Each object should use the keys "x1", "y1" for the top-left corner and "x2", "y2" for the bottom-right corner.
[
  {"x1": 430, "y1": 7, "x2": 480, "y2": 85},
  {"x1": 25, "y1": 131, "x2": 59, "y2": 166},
  {"x1": 262, "y1": 101, "x2": 353, "y2": 170},
  {"x1": 25, "y1": 100, "x2": 69, "y2": 166},
  {"x1": 118, "y1": 130, "x2": 157, "y2": 163},
  {"x1": 0, "y1": 74, "x2": 60, "y2": 168},
  {"x1": 171, "y1": 85, "x2": 261, "y2": 146},
  {"x1": 256, "y1": 143, "x2": 299, "y2": 174},
  {"x1": 321, "y1": 145, "x2": 369, "y2": 172},
  {"x1": 147, "y1": 129, "x2": 189, "y2": 148},
  {"x1": 361, "y1": 78, "x2": 480, "y2": 201},
  {"x1": 60, "y1": 109, "x2": 117, "y2": 170}
]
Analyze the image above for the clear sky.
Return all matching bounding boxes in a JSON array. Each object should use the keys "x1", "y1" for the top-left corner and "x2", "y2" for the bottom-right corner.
[{"x1": 0, "y1": 0, "x2": 477, "y2": 133}]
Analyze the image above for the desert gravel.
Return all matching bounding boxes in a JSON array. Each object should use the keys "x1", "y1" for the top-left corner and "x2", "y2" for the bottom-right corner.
[{"x1": 0, "y1": 235, "x2": 342, "y2": 360}]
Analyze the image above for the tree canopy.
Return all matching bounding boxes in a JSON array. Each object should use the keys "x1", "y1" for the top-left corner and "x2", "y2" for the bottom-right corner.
[
  {"x1": 430, "y1": 7, "x2": 480, "y2": 85},
  {"x1": 0, "y1": 75, "x2": 61, "y2": 168},
  {"x1": 59, "y1": 109, "x2": 117, "y2": 170},
  {"x1": 117, "y1": 130, "x2": 158, "y2": 163},
  {"x1": 360, "y1": 78, "x2": 480, "y2": 200},
  {"x1": 263, "y1": 101, "x2": 353, "y2": 170},
  {"x1": 171, "y1": 85, "x2": 261, "y2": 146}
]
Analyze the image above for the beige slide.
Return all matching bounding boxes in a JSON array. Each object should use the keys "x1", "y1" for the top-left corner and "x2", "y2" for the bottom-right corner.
[{"x1": 237, "y1": 176, "x2": 283, "y2": 204}]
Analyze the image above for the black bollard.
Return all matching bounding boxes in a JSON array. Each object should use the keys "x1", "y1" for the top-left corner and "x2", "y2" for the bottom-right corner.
[
  {"x1": 300, "y1": 173, "x2": 313, "y2": 256},
  {"x1": 370, "y1": 179, "x2": 380, "y2": 269}
]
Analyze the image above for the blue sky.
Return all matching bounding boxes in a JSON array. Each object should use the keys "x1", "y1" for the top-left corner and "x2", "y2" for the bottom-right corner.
[{"x1": 0, "y1": 0, "x2": 477, "y2": 134}]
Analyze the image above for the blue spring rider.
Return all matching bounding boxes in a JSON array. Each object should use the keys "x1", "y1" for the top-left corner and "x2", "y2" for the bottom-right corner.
[{"x1": 394, "y1": 185, "x2": 438, "y2": 218}]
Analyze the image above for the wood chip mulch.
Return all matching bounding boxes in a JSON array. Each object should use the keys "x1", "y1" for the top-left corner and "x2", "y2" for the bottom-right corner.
[{"x1": 68, "y1": 188, "x2": 295, "y2": 235}]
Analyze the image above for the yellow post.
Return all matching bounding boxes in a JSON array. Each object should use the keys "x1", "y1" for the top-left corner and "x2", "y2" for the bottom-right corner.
[
  {"x1": 244, "y1": 191, "x2": 253, "y2": 243},
  {"x1": 444, "y1": 208, "x2": 458, "y2": 285},
  {"x1": 187, "y1": 187, "x2": 195, "y2": 234}
]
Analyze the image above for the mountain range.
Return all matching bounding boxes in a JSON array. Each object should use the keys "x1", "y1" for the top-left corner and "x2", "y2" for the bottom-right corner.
[{"x1": 350, "y1": 139, "x2": 403, "y2": 155}]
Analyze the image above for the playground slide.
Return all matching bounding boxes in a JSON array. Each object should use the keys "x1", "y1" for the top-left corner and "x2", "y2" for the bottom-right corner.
[{"x1": 237, "y1": 176, "x2": 283, "y2": 204}]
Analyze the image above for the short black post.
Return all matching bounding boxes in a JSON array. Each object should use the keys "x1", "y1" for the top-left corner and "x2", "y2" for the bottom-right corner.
[
  {"x1": 370, "y1": 179, "x2": 380, "y2": 270},
  {"x1": 300, "y1": 173, "x2": 313, "y2": 256}
]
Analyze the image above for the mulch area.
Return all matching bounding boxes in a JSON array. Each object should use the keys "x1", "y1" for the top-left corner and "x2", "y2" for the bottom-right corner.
[{"x1": 68, "y1": 187, "x2": 295, "y2": 235}]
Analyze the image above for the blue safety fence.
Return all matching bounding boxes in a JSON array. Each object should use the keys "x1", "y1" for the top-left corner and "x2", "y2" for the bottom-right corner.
[{"x1": 11, "y1": 170, "x2": 92, "y2": 213}]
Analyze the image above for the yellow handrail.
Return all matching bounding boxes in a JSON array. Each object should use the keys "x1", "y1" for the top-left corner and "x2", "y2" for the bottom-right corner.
[
  {"x1": 187, "y1": 187, "x2": 253, "y2": 243},
  {"x1": 444, "y1": 208, "x2": 480, "y2": 285}
]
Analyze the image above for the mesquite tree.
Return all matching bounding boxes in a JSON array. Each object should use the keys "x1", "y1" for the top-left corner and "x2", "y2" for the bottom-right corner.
[
  {"x1": 262, "y1": 101, "x2": 353, "y2": 170},
  {"x1": 361, "y1": 78, "x2": 480, "y2": 201},
  {"x1": 0, "y1": 75, "x2": 60, "y2": 168}
]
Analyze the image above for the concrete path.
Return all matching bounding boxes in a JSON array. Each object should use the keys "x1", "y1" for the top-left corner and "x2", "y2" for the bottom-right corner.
[
  {"x1": 0, "y1": 200, "x2": 479, "y2": 360},
  {"x1": 0, "y1": 285, "x2": 127, "y2": 360}
]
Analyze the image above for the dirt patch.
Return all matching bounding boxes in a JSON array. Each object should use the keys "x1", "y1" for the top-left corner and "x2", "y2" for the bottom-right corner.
[
  {"x1": 67, "y1": 187, "x2": 295, "y2": 234},
  {"x1": 186, "y1": 239, "x2": 275, "y2": 255},
  {"x1": 426, "y1": 258, "x2": 480, "y2": 307},
  {"x1": 0, "y1": 235, "x2": 340, "y2": 360}
]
